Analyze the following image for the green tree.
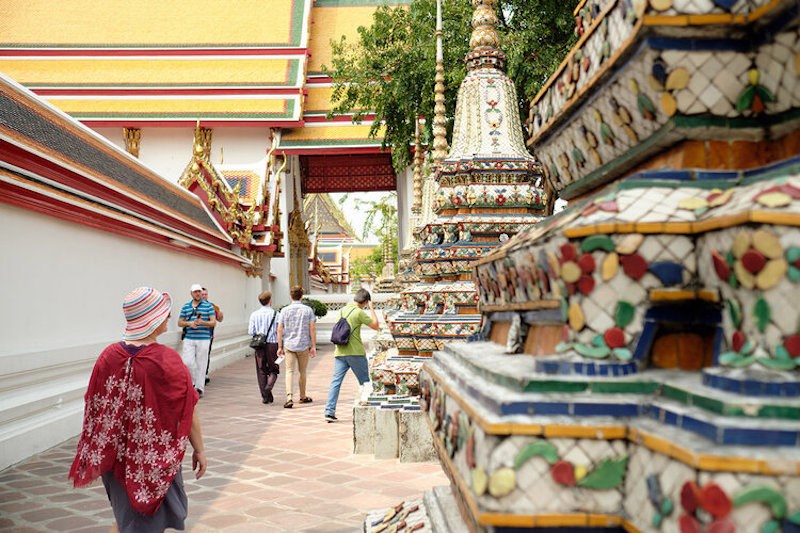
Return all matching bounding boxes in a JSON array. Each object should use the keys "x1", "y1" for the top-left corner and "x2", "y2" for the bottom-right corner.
[{"x1": 323, "y1": 0, "x2": 576, "y2": 173}]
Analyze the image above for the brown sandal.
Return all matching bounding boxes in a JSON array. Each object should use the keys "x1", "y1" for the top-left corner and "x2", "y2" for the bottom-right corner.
[
  {"x1": 299, "y1": 397, "x2": 313, "y2": 404},
  {"x1": 283, "y1": 400, "x2": 293, "y2": 408}
]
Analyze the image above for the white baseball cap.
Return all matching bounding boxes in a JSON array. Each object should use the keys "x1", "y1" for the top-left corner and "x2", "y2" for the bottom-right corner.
[{"x1": 190, "y1": 283, "x2": 203, "y2": 292}]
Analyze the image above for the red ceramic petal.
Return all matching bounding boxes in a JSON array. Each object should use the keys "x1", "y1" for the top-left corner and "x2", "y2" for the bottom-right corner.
[
  {"x1": 577, "y1": 275, "x2": 595, "y2": 295},
  {"x1": 620, "y1": 253, "x2": 648, "y2": 280},
  {"x1": 551, "y1": 461, "x2": 576, "y2": 486},
  {"x1": 784, "y1": 334, "x2": 800, "y2": 358},
  {"x1": 740, "y1": 249, "x2": 767, "y2": 274},
  {"x1": 701, "y1": 483, "x2": 732, "y2": 518},
  {"x1": 707, "y1": 518, "x2": 736, "y2": 533},
  {"x1": 560, "y1": 243, "x2": 577, "y2": 262},
  {"x1": 680, "y1": 481, "x2": 702, "y2": 514},
  {"x1": 779, "y1": 183, "x2": 800, "y2": 199},
  {"x1": 732, "y1": 330, "x2": 746, "y2": 353},
  {"x1": 679, "y1": 514, "x2": 702, "y2": 533},
  {"x1": 711, "y1": 249, "x2": 731, "y2": 281},
  {"x1": 603, "y1": 327, "x2": 626, "y2": 349},
  {"x1": 578, "y1": 254, "x2": 596, "y2": 274},
  {"x1": 562, "y1": 325, "x2": 571, "y2": 342}
]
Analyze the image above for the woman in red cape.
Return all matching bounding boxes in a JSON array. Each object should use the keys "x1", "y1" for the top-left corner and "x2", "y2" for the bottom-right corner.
[{"x1": 69, "y1": 287, "x2": 206, "y2": 533}]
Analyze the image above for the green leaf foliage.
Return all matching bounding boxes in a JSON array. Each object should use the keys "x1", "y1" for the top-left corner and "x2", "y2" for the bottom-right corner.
[
  {"x1": 577, "y1": 455, "x2": 629, "y2": 490},
  {"x1": 322, "y1": 0, "x2": 576, "y2": 172}
]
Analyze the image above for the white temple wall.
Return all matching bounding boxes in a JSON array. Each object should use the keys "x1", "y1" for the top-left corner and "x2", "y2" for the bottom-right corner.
[
  {"x1": 93, "y1": 126, "x2": 272, "y2": 184},
  {"x1": 0, "y1": 203, "x2": 256, "y2": 470}
]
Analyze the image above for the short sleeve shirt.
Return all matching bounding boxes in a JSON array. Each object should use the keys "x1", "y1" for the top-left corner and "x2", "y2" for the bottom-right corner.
[
  {"x1": 278, "y1": 301, "x2": 316, "y2": 351},
  {"x1": 333, "y1": 304, "x2": 373, "y2": 357},
  {"x1": 180, "y1": 301, "x2": 216, "y2": 341}
]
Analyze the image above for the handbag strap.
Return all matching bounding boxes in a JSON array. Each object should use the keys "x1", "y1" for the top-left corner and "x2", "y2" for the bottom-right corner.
[{"x1": 265, "y1": 309, "x2": 278, "y2": 337}]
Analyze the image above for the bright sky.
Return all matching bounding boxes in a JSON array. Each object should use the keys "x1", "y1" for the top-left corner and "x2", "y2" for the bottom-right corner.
[{"x1": 329, "y1": 191, "x2": 394, "y2": 244}]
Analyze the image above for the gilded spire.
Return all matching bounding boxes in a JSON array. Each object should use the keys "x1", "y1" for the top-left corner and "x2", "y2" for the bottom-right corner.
[
  {"x1": 412, "y1": 117, "x2": 423, "y2": 214},
  {"x1": 432, "y1": 0, "x2": 448, "y2": 163},
  {"x1": 465, "y1": 0, "x2": 505, "y2": 72}
]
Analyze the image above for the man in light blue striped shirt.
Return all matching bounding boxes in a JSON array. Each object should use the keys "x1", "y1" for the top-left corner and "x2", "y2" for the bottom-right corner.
[{"x1": 248, "y1": 291, "x2": 280, "y2": 404}]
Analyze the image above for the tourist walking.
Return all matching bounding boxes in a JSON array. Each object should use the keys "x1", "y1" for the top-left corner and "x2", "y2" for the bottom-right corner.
[
  {"x1": 324, "y1": 288, "x2": 379, "y2": 423},
  {"x1": 277, "y1": 285, "x2": 317, "y2": 408},
  {"x1": 177, "y1": 283, "x2": 216, "y2": 397},
  {"x1": 201, "y1": 287, "x2": 224, "y2": 384},
  {"x1": 69, "y1": 286, "x2": 206, "y2": 533},
  {"x1": 248, "y1": 291, "x2": 280, "y2": 404}
]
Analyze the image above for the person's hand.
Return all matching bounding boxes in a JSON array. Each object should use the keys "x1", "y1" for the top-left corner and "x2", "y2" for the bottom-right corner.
[
  {"x1": 277, "y1": 347, "x2": 284, "y2": 355},
  {"x1": 192, "y1": 449, "x2": 207, "y2": 480},
  {"x1": 309, "y1": 346, "x2": 317, "y2": 358}
]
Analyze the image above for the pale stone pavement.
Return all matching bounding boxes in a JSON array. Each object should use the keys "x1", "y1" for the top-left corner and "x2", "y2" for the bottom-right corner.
[{"x1": 0, "y1": 332, "x2": 448, "y2": 532}]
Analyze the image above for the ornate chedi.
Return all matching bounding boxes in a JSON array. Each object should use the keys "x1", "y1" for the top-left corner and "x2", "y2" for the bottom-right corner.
[
  {"x1": 179, "y1": 124, "x2": 284, "y2": 277},
  {"x1": 419, "y1": 0, "x2": 800, "y2": 531},
  {"x1": 386, "y1": 0, "x2": 547, "y2": 359}
]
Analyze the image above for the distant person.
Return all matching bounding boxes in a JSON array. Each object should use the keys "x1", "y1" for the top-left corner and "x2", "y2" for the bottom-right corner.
[
  {"x1": 201, "y1": 287, "x2": 224, "y2": 385},
  {"x1": 324, "y1": 288, "x2": 378, "y2": 423},
  {"x1": 177, "y1": 284, "x2": 216, "y2": 397},
  {"x1": 277, "y1": 285, "x2": 317, "y2": 408},
  {"x1": 69, "y1": 286, "x2": 206, "y2": 533},
  {"x1": 248, "y1": 291, "x2": 280, "y2": 404}
]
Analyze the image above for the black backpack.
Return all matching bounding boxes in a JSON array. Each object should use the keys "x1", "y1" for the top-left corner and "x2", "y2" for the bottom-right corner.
[{"x1": 330, "y1": 307, "x2": 356, "y2": 345}]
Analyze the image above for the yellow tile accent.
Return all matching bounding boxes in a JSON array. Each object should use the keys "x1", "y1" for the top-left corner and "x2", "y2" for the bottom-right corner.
[
  {"x1": 0, "y1": 0, "x2": 296, "y2": 45},
  {"x1": 563, "y1": 226, "x2": 597, "y2": 238},
  {"x1": 594, "y1": 222, "x2": 617, "y2": 234},
  {"x1": 308, "y1": 5, "x2": 402, "y2": 73},
  {"x1": 649, "y1": 289, "x2": 696, "y2": 301},
  {"x1": 750, "y1": 210, "x2": 800, "y2": 227},
  {"x1": 480, "y1": 513, "x2": 536, "y2": 527},
  {"x1": 643, "y1": 14, "x2": 691, "y2": 26},
  {"x1": 588, "y1": 514, "x2": 624, "y2": 527},
  {"x1": 693, "y1": 213, "x2": 750, "y2": 232},
  {"x1": 0, "y1": 58, "x2": 292, "y2": 86},
  {"x1": 697, "y1": 455, "x2": 763, "y2": 473},
  {"x1": 687, "y1": 14, "x2": 737, "y2": 25},
  {"x1": 634, "y1": 222, "x2": 665, "y2": 233},
  {"x1": 281, "y1": 123, "x2": 385, "y2": 144},
  {"x1": 50, "y1": 97, "x2": 291, "y2": 115},
  {"x1": 535, "y1": 514, "x2": 589, "y2": 527},
  {"x1": 544, "y1": 425, "x2": 627, "y2": 439},
  {"x1": 697, "y1": 290, "x2": 720, "y2": 302},
  {"x1": 615, "y1": 222, "x2": 637, "y2": 233},
  {"x1": 662, "y1": 221, "x2": 693, "y2": 234}
]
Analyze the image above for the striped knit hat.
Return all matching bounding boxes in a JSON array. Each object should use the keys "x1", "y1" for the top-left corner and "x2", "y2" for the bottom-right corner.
[{"x1": 122, "y1": 287, "x2": 172, "y2": 341}]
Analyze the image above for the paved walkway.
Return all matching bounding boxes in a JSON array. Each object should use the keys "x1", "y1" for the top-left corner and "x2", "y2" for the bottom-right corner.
[{"x1": 0, "y1": 330, "x2": 448, "y2": 532}]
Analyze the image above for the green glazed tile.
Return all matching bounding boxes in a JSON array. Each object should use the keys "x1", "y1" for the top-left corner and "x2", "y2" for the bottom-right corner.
[
  {"x1": 662, "y1": 385, "x2": 689, "y2": 403},
  {"x1": 615, "y1": 301, "x2": 635, "y2": 328},
  {"x1": 590, "y1": 381, "x2": 659, "y2": 394},
  {"x1": 581, "y1": 235, "x2": 615, "y2": 253},
  {"x1": 754, "y1": 297, "x2": 771, "y2": 333},
  {"x1": 524, "y1": 381, "x2": 588, "y2": 393}
]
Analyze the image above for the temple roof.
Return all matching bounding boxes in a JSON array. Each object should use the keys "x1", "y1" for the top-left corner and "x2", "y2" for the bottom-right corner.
[
  {"x1": 303, "y1": 193, "x2": 359, "y2": 241},
  {"x1": 0, "y1": 74, "x2": 247, "y2": 266},
  {"x1": 0, "y1": 0, "x2": 410, "y2": 146}
]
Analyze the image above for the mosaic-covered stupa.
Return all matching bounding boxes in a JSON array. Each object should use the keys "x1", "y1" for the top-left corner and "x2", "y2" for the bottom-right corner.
[
  {"x1": 385, "y1": 0, "x2": 548, "y2": 362},
  {"x1": 418, "y1": 0, "x2": 800, "y2": 531}
]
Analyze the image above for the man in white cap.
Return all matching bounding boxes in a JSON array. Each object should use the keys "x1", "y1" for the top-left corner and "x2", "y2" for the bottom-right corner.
[{"x1": 177, "y1": 284, "x2": 216, "y2": 397}]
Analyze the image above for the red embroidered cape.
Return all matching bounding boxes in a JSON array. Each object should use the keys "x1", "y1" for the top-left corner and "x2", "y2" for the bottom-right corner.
[{"x1": 69, "y1": 342, "x2": 197, "y2": 515}]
